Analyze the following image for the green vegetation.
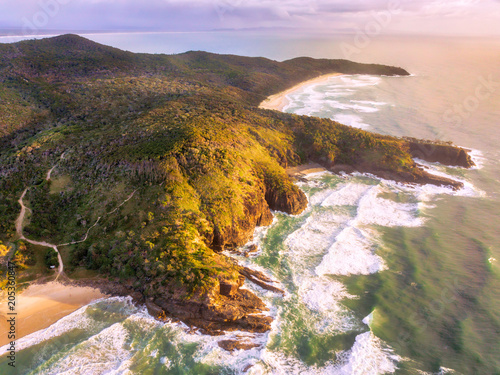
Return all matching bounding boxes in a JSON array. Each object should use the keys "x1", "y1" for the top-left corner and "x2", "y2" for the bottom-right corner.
[
  {"x1": 0, "y1": 34, "x2": 420, "y2": 301},
  {"x1": 44, "y1": 248, "x2": 59, "y2": 269}
]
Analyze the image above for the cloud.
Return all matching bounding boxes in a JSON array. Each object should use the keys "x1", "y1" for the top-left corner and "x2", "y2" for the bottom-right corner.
[{"x1": 0, "y1": 0, "x2": 499, "y2": 36}]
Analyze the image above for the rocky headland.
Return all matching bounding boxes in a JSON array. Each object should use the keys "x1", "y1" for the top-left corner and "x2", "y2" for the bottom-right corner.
[{"x1": 0, "y1": 35, "x2": 476, "y2": 340}]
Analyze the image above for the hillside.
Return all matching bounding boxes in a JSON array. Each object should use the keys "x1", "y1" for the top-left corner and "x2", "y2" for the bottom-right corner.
[{"x1": 0, "y1": 34, "x2": 474, "y2": 332}]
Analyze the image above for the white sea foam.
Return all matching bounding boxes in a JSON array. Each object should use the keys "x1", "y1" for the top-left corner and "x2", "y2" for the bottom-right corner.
[
  {"x1": 362, "y1": 312, "x2": 374, "y2": 327},
  {"x1": 332, "y1": 114, "x2": 371, "y2": 129},
  {"x1": 284, "y1": 74, "x2": 386, "y2": 129},
  {"x1": 285, "y1": 210, "x2": 351, "y2": 258},
  {"x1": 338, "y1": 75, "x2": 382, "y2": 88},
  {"x1": 467, "y1": 148, "x2": 486, "y2": 170},
  {"x1": 0, "y1": 296, "x2": 137, "y2": 354},
  {"x1": 338, "y1": 102, "x2": 381, "y2": 113},
  {"x1": 302, "y1": 180, "x2": 422, "y2": 276},
  {"x1": 315, "y1": 225, "x2": 385, "y2": 276},
  {"x1": 311, "y1": 183, "x2": 372, "y2": 207},
  {"x1": 250, "y1": 332, "x2": 398, "y2": 375},
  {"x1": 36, "y1": 322, "x2": 132, "y2": 375},
  {"x1": 336, "y1": 332, "x2": 400, "y2": 375},
  {"x1": 350, "y1": 100, "x2": 387, "y2": 106},
  {"x1": 355, "y1": 185, "x2": 423, "y2": 227},
  {"x1": 320, "y1": 101, "x2": 380, "y2": 113},
  {"x1": 160, "y1": 356, "x2": 172, "y2": 369},
  {"x1": 394, "y1": 160, "x2": 485, "y2": 199},
  {"x1": 299, "y1": 277, "x2": 354, "y2": 313}
]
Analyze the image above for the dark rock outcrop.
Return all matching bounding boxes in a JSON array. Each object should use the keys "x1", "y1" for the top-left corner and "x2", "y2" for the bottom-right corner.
[
  {"x1": 211, "y1": 188, "x2": 274, "y2": 251},
  {"x1": 211, "y1": 177, "x2": 307, "y2": 251},
  {"x1": 238, "y1": 266, "x2": 284, "y2": 295},
  {"x1": 142, "y1": 263, "x2": 286, "y2": 335},
  {"x1": 351, "y1": 164, "x2": 465, "y2": 190},
  {"x1": 218, "y1": 339, "x2": 261, "y2": 352},
  {"x1": 405, "y1": 139, "x2": 475, "y2": 168},
  {"x1": 245, "y1": 244, "x2": 259, "y2": 257},
  {"x1": 220, "y1": 275, "x2": 245, "y2": 297},
  {"x1": 264, "y1": 185, "x2": 308, "y2": 215},
  {"x1": 152, "y1": 283, "x2": 273, "y2": 334}
]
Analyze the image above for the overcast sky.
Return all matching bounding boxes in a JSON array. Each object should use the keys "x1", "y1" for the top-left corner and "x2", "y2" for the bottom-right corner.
[{"x1": 1, "y1": 0, "x2": 500, "y2": 36}]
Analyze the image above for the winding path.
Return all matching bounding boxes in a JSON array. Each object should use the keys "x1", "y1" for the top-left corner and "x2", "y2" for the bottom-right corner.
[
  {"x1": 16, "y1": 188, "x2": 64, "y2": 279},
  {"x1": 15, "y1": 154, "x2": 137, "y2": 280}
]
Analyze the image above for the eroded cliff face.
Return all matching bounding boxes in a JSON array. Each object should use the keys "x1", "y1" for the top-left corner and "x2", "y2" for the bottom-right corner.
[
  {"x1": 211, "y1": 191, "x2": 274, "y2": 251},
  {"x1": 264, "y1": 184, "x2": 308, "y2": 215},
  {"x1": 211, "y1": 176, "x2": 308, "y2": 251},
  {"x1": 406, "y1": 140, "x2": 475, "y2": 168},
  {"x1": 151, "y1": 173, "x2": 308, "y2": 335}
]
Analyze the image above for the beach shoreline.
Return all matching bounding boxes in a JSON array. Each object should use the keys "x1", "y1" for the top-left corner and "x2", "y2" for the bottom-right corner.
[
  {"x1": 258, "y1": 73, "x2": 342, "y2": 111},
  {"x1": 0, "y1": 281, "x2": 107, "y2": 347},
  {"x1": 286, "y1": 162, "x2": 328, "y2": 178}
]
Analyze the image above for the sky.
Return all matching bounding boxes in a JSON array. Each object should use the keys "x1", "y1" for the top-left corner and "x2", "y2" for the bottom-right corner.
[{"x1": 1, "y1": 0, "x2": 500, "y2": 36}]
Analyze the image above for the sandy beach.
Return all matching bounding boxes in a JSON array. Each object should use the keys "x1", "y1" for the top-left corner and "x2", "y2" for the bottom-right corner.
[
  {"x1": 287, "y1": 162, "x2": 328, "y2": 177},
  {"x1": 259, "y1": 73, "x2": 342, "y2": 111},
  {"x1": 0, "y1": 282, "x2": 106, "y2": 346}
]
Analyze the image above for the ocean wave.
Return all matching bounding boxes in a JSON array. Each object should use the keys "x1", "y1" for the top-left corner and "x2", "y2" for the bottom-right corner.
[
  {"x1": 34, "y1": 323, "x2": 133, "y2": 375},
  {"x1": 283, "y1": 74, "x2": 386, "y2": 129},
  {"x1": 315, "y1": 225, "x2": 386, "y2": 277},
  {"x1": 250, "y1": 332, "x2": 399, "y2": 375},
  {"x1": 332, "y1": 114, "x2": 371, "y2": 129}
]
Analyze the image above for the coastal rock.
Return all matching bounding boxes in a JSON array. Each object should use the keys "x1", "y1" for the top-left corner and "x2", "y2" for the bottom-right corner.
[
  {"x1": 211, "y1": 175, "x2": 307, "y2": 251},
  {"x1": 218, "y1": 339, "x2": 261, "y2": 352},
  {"x1": 153, "y1": 279, "x2": 272, "y2": 334},
  {"x1": 352, "y1": 164, "x2": 464, "y2": 190},
  {"x1": 211, "y1": 188, "x2": 273, "y2": 251},
  {"x1": 264, "y1": 184, "x2": 308, "y2": 215},
  {"x1": 406, "y1": 139, "x2": 475, "y2": 168},
  {"x1": 245, "y1": 244, "x2": 259, "y2": 257},
  {"x1": 219, "y1": 275, "x2": 245, "y2": 297},
  {"x1": 239, "y1": 266, "x2": 285, "y2": 295},
  {"x1": 145, "y1": 299, "x2": 164, "y2": 319}
]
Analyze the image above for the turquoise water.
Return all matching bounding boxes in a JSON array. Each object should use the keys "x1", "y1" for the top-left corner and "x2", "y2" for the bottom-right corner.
[{"x1": 1, "y1": 33, "x2": 499, "y2": 374}]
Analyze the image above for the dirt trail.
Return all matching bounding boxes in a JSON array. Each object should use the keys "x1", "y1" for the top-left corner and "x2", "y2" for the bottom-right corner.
[
  {"x1": 15, "y1": 154, "x2": 137, "y2": 280},
  {"x1": 16, "y1": 188, "x2": 64, "y2": 279}
]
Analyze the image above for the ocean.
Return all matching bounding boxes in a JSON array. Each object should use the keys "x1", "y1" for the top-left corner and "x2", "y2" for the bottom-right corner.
[{"x1": 1, "y1": 32, "x2": 499, "y2": 374}]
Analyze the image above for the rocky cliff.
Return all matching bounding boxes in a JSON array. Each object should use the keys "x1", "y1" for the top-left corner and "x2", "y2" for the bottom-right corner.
[
  {"x1": 147, "y1": 264, "x2": 286, "y2": 334},
  {"x1": 405, "y1": 138, "x2": 475, "y2": 168}
]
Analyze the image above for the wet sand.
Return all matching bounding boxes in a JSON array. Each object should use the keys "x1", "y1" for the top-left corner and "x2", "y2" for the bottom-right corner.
[
  {"x1": 259, "y1": 73, "x2": 342, "y2": 111},
  {"x1": 0, "y1": 282, "x2": 106, "y2": 346},
  {"x1": 287, "y1": 162, "x2": 328, "y2": 177}
]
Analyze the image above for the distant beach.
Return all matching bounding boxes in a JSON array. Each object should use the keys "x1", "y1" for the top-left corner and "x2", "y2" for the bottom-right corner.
[
  {"x1": 286, "y1": 162, "x2": 328, "y2": 177},
  {"x1": 259, "y1": 73, "x2": 342, "y2": 111},
  {"x1": 0, "y1": 282, "x2": 106, "y2": 346}
]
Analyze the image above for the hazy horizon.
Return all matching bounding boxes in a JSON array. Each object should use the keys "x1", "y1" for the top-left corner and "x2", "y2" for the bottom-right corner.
[{"x1": 1, "y1": 0, "x2": 500, "y2": 39}]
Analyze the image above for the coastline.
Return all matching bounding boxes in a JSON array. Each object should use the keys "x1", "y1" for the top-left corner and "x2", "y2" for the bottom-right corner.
[
  {"x1": 286, "y1": 162, "x2": 328, "y2": 178},
  {"x1": 0, "y1": 71, "x2": 470, "y2": 349},
  {"x1": 258, "y1": 73, "x2": 342, "y2": 111},
  {"x1": 0, "y1": 281, "x2": 107, "y2": 346}
]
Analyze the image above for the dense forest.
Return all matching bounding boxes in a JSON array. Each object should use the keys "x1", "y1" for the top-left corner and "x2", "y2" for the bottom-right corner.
[{"x1": 0, "y1": 35, "x2": 473, "y2": 331}]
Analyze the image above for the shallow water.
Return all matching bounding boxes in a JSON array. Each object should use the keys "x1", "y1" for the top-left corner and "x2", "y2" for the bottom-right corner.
[{"x1": 1, "y1": 33, "x2": 499, "y2": 374}]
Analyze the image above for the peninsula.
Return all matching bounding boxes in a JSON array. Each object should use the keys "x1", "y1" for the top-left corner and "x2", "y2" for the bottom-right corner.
[{"x1": 0, "y1": 35, "x2": 474, "y2": 336}]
